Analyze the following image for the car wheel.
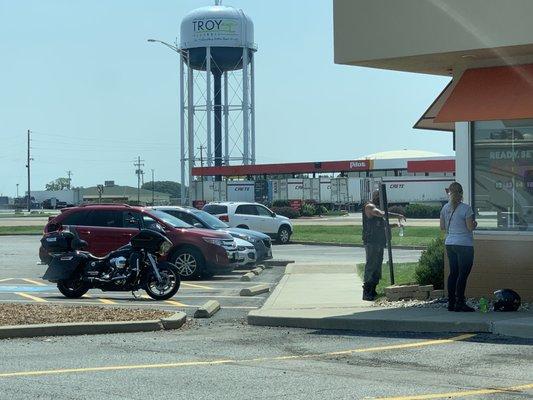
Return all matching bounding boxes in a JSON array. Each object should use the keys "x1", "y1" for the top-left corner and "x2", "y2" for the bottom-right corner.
[
  {"x1": 277, "y1": 226, "x2": 291, "y2": 244},
  {"x1": 170, "y1": 248, "x2": 203, "y2": 279}
]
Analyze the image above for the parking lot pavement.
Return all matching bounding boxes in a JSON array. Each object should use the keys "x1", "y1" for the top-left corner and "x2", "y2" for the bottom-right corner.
[
  {"x1": 0, "y1": 324, "x2": 531, "y2": 400},
  {"x1": 273, "y1": 244, "x2": 422, "y2": 265},
  {"x1": 0, "y1": 236, "x2": 421, "y2": 321}
]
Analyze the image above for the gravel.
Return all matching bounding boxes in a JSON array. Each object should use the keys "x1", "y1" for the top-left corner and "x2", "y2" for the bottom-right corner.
[
  {"x1": 0, "y1": 304, "x2": 173, "y2": 326},
  {"x1": 374, "y1": 297, "x2": 532, "y2": 312}
]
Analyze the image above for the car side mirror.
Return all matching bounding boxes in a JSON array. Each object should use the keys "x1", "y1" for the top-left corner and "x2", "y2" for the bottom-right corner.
[
  {"x1": 271, "y1": 213, "x2": 276, "y2": 217},
  {"x1": 193, "y1": 222, "x2": 203, "y2": 229}
]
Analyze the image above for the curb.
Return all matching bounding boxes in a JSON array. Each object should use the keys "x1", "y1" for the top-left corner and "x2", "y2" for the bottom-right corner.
[
  {"x1": 240, "y1": 272, "x2": 256, "y2": 282},
  {"x1": 194, "y1": 300, "x2": 221, "y2": 318},
  {"x1": 263, "y1": 260, "x2": 295, "y2": 267},
  {"x1": 251, "y1": 267, "x2": 264, "y2": 275},
  {"x1": 247, "y1": 313, "x2": 491, "y2": 334},
  {"x1": 240, "y1": 285, "x2": 270, "y2": 297},
  {"x1": 291, "y1": 241, "x2": 427, "y2": 250},
  {"x1": 0, "y1": 312, "x2": 187, "y2": 340}
]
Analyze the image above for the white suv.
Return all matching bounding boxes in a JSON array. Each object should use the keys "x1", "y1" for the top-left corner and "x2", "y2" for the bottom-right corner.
[{"x1": 203, "y1": 202, "x2": 293, "y2": 244}]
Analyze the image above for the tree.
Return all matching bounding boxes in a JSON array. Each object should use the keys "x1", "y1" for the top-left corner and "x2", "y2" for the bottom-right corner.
[
  {"x1": 45, "y1": 177, "x2": 71, "y2": 191},
  {"x1": 141, "y1": 181, "x2": 186, "y2": 198}
]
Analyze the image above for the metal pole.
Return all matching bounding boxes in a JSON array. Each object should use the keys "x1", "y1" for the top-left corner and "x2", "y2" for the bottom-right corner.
[
  {"x1": 242, "y1": 47, "x2": 250, "y2": 165},
  {"x1": 379, "y1": 183, "x2": 395, "y2": 285},
  {"x1": 206, "y1": 46, "x2": 212, "y2": 167},
  {"x1": 26, "y1": 129, "x2": 31, "y2": 211},
  {"x1": 223, "y1": 71, "x2": 229, "y2": 166},
  {"x1": 199, "y1": 145, "x2": 205, "y2": 201},
  {"x1": 187, "y1": 55, "x2": 195, "y2": 206},
  {"x1": 250, "y1": 52, "x2": 256, "y2": 165},
  {"x1": 179, "y1": 54, "x2": 186, "y2": 205},
  {"x1": 151, "y1": 169, "x2": 155, "y2": 205},
  {"x1": 16, "y1": 184, "x2": 19, "y2": 199}
]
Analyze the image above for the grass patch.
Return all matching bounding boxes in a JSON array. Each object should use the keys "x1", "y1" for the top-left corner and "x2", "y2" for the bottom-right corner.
[
  {"x1": 0, "y1": 212, "x2": 53, "y2": 218},
  {"x1": 0, "y1": 226, "x2": 44, "y2": 235},
  {"x1": 356, "y1": 262, "x2": 419, "y2": 296},
  {"x1": 292, "y1": 225, "x2": 439, "y2": 247}
]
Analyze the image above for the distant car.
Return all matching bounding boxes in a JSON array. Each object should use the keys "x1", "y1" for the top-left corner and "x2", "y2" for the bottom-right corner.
[
  {"x1": 202, "y1": 202, "x2": 293, "y2": 244},
  {"x1": 233, "y1": 237, "x2": 257, "y2": 268},
  {"x1": 151, "y1": 206, "x2": 273, "y2": 262}
]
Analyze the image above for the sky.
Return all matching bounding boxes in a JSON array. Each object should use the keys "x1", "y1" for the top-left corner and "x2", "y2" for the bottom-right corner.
[{"x1": 0, "y1": 0, "x2": 452, "y2": 197}]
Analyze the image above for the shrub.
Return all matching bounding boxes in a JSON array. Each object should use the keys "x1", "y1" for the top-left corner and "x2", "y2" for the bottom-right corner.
[
  {"x1": 300, "y1": 203, "x2": 316, "y2": 217},
  {"x1": 405, "y1": 204, "x2": 441, "y2": 219},
  {"x1": 316, "y1": 205, "x2": 329, "y2": 216},
  {"x1": 272, "y1": 200, "x2": 290, "y2": 208},
  {"x1": 388, "y1": 205, "x2": 406, "y2": 216},
  {"x1": 415, "y1": 236, "x2": 445, "y2": 289},
  {"x1": 271, "y1": 206, "x2": 300, "y2": 219}
]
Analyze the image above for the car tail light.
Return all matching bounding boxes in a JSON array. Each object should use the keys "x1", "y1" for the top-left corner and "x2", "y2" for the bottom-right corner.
[{"x1": 219, "y1": 215, "x2": 229, "y2": 222}]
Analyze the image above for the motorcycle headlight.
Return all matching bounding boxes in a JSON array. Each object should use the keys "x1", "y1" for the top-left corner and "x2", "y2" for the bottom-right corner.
[{"x1": 158, "y1": 240, "x2": 172, "y2": 256}]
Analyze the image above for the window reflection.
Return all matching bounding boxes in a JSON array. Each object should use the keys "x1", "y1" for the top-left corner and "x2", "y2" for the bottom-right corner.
[{"x1": 473, "y1": 119, "x2": 533, "y2": 231}]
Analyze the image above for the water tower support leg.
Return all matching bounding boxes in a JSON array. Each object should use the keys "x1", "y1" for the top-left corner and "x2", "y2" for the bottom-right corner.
[
  {"x1": 242, "y1": 47, "x2": 250, "y2": 165},
  {"x1": 224, "y1": 71, "x2": 229, "y2": 166},
  {"x1": 187, "y1": 58, "x2": 195, "y2": 205},
  {"x1": 206, "y1": 47, "x2": 213, "y2": 167},
  {"x1": 250, "y1": 52, "x2": 256, "y2": 165},
  {"x1": 179, "y1": 54, "x2": 186, "y2": 205}
]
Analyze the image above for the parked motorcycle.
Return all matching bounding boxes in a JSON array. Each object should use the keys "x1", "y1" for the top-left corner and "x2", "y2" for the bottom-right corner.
[{"x1": 41, "y1": 227, "x2": 180, "y2": 300}]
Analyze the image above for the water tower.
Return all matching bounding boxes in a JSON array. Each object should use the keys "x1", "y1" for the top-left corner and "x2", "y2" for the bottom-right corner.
[{"x1": 179, "y1": 1, "x2": 257, "y2": 198}]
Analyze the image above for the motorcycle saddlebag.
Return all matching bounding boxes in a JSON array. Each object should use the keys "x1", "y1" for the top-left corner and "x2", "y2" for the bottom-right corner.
[
  {"x1": 42, "y1": 255, "x2": 80, "y2": 282},
  {"x1": 41, "y1": 231, "x2": 75, "y2": 255}
]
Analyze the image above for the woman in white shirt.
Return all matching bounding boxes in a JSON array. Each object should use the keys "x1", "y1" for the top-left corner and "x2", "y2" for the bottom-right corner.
[{"x1": 440, "y1": 182, "x2": 477, "y2": 312}]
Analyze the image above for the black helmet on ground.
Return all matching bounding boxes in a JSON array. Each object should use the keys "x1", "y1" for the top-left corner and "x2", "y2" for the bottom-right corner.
[{"x1": 493, "y1": 289, "x2": 521, "y2": 312}]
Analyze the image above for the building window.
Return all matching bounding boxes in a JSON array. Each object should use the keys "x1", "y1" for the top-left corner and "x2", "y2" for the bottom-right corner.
[{"x1": 472, "y1": 119, "x2": 533, "y2": 231}]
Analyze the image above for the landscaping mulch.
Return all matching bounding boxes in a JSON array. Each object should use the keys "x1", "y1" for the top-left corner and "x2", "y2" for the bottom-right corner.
[{"x1": 0, "y1": 304, "x2": 173, "y2": 326}]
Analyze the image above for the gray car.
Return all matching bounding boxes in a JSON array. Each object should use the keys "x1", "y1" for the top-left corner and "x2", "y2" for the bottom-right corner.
[{"x1": 151, "y1": 206, "x2": 273, "y2": 263}]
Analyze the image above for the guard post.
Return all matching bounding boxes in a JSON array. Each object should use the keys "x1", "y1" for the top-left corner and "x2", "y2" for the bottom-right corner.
[{"x1": 379, "y1": 183, "x2": 395, "y2": 285}]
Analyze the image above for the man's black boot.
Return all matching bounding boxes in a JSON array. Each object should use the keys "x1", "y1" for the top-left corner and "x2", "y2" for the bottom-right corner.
[{"x1": 362, "y1": 283, "x2": 375, "y2": 301}]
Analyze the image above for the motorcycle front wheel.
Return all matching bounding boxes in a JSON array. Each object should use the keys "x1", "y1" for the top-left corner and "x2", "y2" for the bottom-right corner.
[
  {"x1": 57, "y1": 278, "x2": 89, "y2": 299},
  {"x1": 145, "y1": 262, "x2": 181, "y2": 301}
]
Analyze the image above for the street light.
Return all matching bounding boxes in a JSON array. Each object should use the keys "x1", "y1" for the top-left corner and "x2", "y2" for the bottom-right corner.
[
  {"x1": 147, "y1": 39, "x2": 187, "y2": 57},
  {"x1": 147, "y1": 37, "x2": 189, "y2": 206}
]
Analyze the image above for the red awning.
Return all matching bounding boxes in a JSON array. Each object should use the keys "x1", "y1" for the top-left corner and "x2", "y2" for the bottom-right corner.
[{"x1": 435, "y1": 64, "x2": 533, "y2": 123}]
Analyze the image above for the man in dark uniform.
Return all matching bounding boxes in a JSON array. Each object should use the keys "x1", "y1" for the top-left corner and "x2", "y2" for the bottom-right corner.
[{"x1": 362, "y1": 189, "x2": 405, "y2": 301}]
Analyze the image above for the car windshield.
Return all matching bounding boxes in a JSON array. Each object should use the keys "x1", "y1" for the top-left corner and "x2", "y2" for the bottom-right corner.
[
  {"x1": 148, "y1": 210, "x2": 192, "y2": 229},
  {"x1": 192, "y1": 210, "x2": 229, "y2": 229}
]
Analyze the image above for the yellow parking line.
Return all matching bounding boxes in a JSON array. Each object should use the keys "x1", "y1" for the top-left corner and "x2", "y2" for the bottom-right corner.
[
  {"x1": 98, "y1": 298, "x2": 117, "y2": 305},
  {"x1": 21, "y1": 278, "x2": 46, "y2": 286},
  {"x1": 374, "y1": 383, "x2": 533, "y2": 400},
  {"x1": 164, "y1": 300, "x2": 188, "y2": 307},
  {"x1": 181, "y1": 282, "x2": 214, "y2": 290},
  {"x1": 0, "y1": 278, "x2": 13, "y2": 283},
  {"x1": 0, "y1": 334, "x2": 474, "y2": 379},
  {"x1": 14, "y1": 292, "x2": 47, "y2": 303}
]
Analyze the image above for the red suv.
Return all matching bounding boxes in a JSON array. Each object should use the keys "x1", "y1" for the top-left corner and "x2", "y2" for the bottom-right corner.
[{"x1": 40, "y1": 204, "x2": 239, "y2": 279}]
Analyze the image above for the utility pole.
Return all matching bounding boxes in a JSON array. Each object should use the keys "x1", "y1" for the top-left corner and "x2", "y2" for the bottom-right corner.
[
  {"x1": 151, "y1": 169, "x2": 155, "y2": 205},
  {"x1": 16, "y1": 184, "x2": 19, "y2": 198},
  {"x1": 66, "y1": 170, "x2": 73, "y2": 189},
  {"x1": 26, "y1": 129, "x2": 33, "y2": 212},
  {"x1": 134, "y1": 156, "x2": 145, "y2": 204}
]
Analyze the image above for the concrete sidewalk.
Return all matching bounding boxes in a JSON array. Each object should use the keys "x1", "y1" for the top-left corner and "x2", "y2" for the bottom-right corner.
[{"x1": 248, "y1": 264, "x2": 533, "y2": 339}]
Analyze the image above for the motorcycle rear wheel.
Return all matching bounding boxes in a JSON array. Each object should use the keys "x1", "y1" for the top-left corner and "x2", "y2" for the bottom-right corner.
[
  {"x1": 57, "y1": 278, "x2": 89, "y2": 299},
  {"x1": 145, "y1": 262, "x2": 181, "y2": 301}
]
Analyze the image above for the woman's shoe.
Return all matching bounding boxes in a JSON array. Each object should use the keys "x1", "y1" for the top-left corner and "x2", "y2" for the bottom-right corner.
[{"x1": 454, "y1": 303, "x2": 475, "y2": 312}]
